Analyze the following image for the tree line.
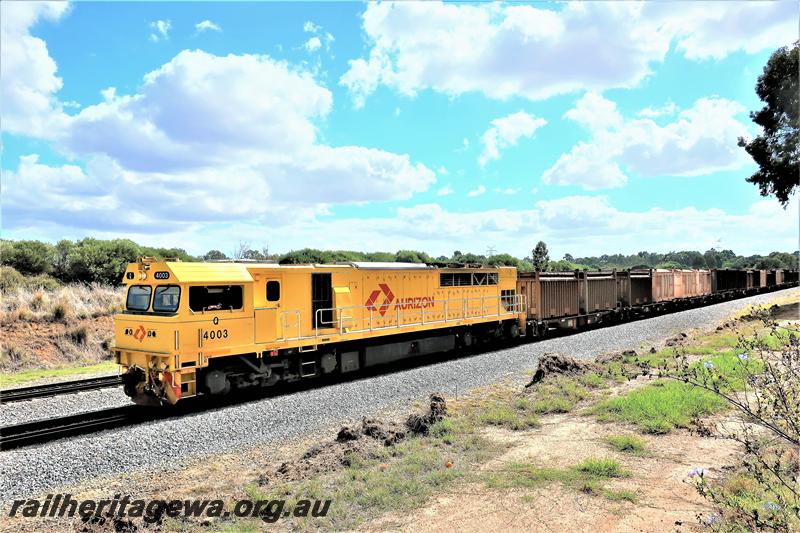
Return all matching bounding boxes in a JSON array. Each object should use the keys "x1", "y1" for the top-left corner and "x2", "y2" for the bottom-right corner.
[{"x1": 1, "y1": 238, "x2": 797, "y2": 287}]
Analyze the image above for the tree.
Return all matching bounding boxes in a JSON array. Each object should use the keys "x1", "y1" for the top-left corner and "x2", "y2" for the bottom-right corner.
[
  {"x1": 232, "y1": 241, "x2": 251, "y2": 260},
  {"x1": 563, "y1": 253, "x2": 574, "y2": 262},
  {"x1": 738, "y1": 42, "x2": 799, "y2": 206},
  {"x1": 4, "y1": 240, "x2": 55, "y2": 275},
  {"x1": 66, "y1": 238, "x2": 140, "y2": 284},
  {"x1": 531, "y1": 241, "x2": 550, "y2": 271},
  {"x1": 203, "y1": 250, "x2": 227, "y2": 260}
]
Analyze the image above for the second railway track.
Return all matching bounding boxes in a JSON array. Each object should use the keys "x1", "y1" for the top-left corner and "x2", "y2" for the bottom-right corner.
[
  {"x1": 0, "y1": 375, "x2": 122, "y2": 403},
  {"x1": 0, "y1": 406, "x2": 156, "y2": 451}
]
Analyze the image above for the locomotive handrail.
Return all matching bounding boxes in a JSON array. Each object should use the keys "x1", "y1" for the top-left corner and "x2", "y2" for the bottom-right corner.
[{"x1": 287, "y1": 293, "x2": 525, "y2": 342}]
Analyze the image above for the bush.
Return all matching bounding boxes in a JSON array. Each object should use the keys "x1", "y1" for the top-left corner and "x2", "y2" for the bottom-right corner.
[
  {"x1": 1, "y1": 240, "x2": 55, "y2": 275},
  {"x1": 65, "y1": 238, "x2": 141, "y2": 284},
  {"x1": 52, "y1": 302, "x2": 69, "y2": 321},
  {"x1": 0, "y1": 265, "x2": 24, "y2": 291},
  {"x1": 68, "y1": 325, "x2": 89, "y2": 345},
  {"x1": 25, "y1": 274, "x2": 61, "y2": 291}
]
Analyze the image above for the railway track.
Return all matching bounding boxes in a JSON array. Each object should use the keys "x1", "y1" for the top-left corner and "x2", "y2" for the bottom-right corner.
[
  {"x1": 0, "y1": 375, "x2": 122, "y2": 403},
  {"x1": 0, "y1": 406, "x2": 152, "y2": 450}
]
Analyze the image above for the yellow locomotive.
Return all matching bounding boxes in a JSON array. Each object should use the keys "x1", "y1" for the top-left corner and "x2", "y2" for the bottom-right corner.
[{"x1": 114, "y1": 258, "x2": 525, "y2": 405}]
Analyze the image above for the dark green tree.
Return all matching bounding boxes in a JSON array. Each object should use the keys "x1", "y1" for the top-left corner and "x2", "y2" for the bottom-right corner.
[
  {"x1": 738, "y1": 42, "x2": 799, "y2": 206},
  {"x1": 203, "y1": 249, "x2": 227, "y2": 260},
  {"x1": 4, "y1": 240, "x2": 55, "y2": 275},
  {"x1": 531, "y1": 241, "x2": 550, "y2": 271}
]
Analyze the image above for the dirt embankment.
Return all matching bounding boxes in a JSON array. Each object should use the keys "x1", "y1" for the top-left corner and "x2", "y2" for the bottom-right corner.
[{"x1": 1, "y1": 315, "x2": 114, "y2": 371}]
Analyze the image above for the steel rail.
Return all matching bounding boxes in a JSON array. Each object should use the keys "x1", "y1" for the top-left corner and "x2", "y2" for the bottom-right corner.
[
  {"x1": 0, "y1": 406, "x2": 155, "y2": 450},
  {"x1": 0, "y1": 375, "x2": 122, "y2": 403}
]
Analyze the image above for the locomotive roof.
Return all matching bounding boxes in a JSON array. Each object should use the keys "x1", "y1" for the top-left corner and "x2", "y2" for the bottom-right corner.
[{"x1": 127, "y1": 259, "x2": 510, "y2": 284}]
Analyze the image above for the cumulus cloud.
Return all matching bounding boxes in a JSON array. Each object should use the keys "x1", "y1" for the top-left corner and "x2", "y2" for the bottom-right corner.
[
  {"x1": 467, "y1": 185, "x2": 486, "y2": 197},
  {"x1": 494, "y1": 188, "x2": 520, "y2": 195},
  {"x1": 637, "y1": 100, "x2": 678, "y2": 118},
  {"x1": 195, "y1": 19, "x2": 221, "y2": 33},
  {"x1": 0, "y1": 1, "x2": 69, "y2": 137},
  {"x1": 149, "y1": 19, "x2": 171, "y2": 42},
  {"x1": 304, "y1": 36, "x2": 321, "y2": 52},
  {"x1": 479, "y1": 111, "x2": 546, "y2": 166},
  {"x1": 302, "y1": 20, "x2": 334, "y2": 53},
  {"x1": 3, "y1": 50, "x2": 435, "y2": 233},
  {"x1": 436, "y1": 185, "x2": 454, "y2": 197},
  {"x1": 542, "y1": 93, "x2": 751, "y2": 189},
  {"x1": 340, "y1": 1, "x2": 796, "y2": 106}
]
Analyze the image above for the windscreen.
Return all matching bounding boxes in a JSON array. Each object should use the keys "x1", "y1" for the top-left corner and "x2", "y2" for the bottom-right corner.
[
  {"x1": 153, "y1": 285, "x2": 181, "y2": 313},
  {"x1": 126, "y1": 285, "x2": 152, "y2": 311}
]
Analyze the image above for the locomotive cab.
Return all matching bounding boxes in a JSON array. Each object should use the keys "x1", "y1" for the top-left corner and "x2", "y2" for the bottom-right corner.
[{"x1": 114, "y1": 258, "x2": 255, "y2": 405}]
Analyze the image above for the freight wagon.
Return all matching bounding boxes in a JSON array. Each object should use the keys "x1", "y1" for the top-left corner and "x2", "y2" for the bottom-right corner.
[{"x1": 114, "y1": 259, "x2": 525, "y2": 405}]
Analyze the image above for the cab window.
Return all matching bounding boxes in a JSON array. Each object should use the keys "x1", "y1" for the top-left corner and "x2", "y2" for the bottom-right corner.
[
  {"x1": 126, "y1": 285, "x2": 152, "y2": 311},
  {"x1": 266, "y1": 281, "x2": 280, "y2": 302},
  {"x1": 153, "y1": 285, "x2": 181, "y2": 313},
  {"x1": 189, "y1": 285, "x2": 243, "y2": 312}
]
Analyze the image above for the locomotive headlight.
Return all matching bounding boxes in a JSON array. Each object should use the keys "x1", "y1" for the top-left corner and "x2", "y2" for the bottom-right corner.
[{"x1": 138, "y1": 271, "x2": 147, "y2": 280}]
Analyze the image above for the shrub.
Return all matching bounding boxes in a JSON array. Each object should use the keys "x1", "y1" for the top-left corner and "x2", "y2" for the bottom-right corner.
[
  {"x1": 51, "y1": 301, "x2": 70, "y2": 321},
  {"x1": 25, "y1": 274, "x2": 61, "y2": 291},
  {"x1": 2, "y1": 240, "x2": 55, "y2": 275},
  {"x1": 69, "y1": 325, "x2": 89, "y2": 345},
  {"x1": 0, "y1": 265, "x2": 24, "y2": 291}
]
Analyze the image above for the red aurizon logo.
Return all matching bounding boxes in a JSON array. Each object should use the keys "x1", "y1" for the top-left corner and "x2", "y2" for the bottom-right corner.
[
  {"x1": 133, "y1": 325, "x2": 147, "y2": 342},
  {"x1": 365, "y1": 283, "x2": 394, "y2": 316}
]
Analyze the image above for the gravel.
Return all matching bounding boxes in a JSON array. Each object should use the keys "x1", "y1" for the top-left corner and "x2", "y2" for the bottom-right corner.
[
  {"x1": 0, "y1": 288, "x2": 795, "y2": 501},
  {"x1": 0, "y1": 387, "x2": 129, "y2": 427}
]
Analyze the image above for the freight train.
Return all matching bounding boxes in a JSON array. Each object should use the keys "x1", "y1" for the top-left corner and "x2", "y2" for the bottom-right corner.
[{"x1": 114, "y1": 258, "x2": 798, "y2": 405}]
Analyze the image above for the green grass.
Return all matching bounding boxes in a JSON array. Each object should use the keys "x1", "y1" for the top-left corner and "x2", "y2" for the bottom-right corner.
[
  {"x1": 688, "y1": 352, "x2": 764, "y2": 392},
  {"x1": 485, "y1": 457, "x2": 631, "y2": 502},
  {"x1": 247, "y1": 421, "x2": 504, "y2": 531},
  {"x1": 592, "y1": 380, "x2": 728, "y2": 434},
  {"x1": 602, "y1": 488, "x2": 638, "y2": 502},
  {"x1": 0, "y1": 360, "x2": 117, "y2": 387},
  {"x1": 478, "y1": 400, "x2": 540, "y2": 430},
  {"x1": 578, "y1": 372, "x2": 609, "y2": 389},
  {"x1": 606, "y1": 434, "x2": 647, "y2": 455},
  {"x1": 529, "y1": 377, "x2": 589, "y2": 414},
  {"x1": 575, "y1": 458, "x2": 629, "y2": 478}
]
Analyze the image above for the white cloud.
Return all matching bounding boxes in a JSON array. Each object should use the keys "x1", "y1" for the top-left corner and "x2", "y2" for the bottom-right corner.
[
  {"x1": 542, "y1": 93, "x2": 751, "y2": 189},
  {"x1": 302, "y1": 21, "x2": 334, "y2": 53},
  {"x1": 637, "y1": 100, "x2": 678, "y2": 118},
  {"x1": 479, "y1": 111, "x2": 546, "y2": 166},
  {"x1": 563, "y1": 92, "x2": 621, "y2": 132},
  {"x1": 2, "y1": 50, "x2": 435, "y2": 232},
  {"x1": 0, "y1": 0, "x2": 69, "y2": 137},
  {"x1": 436, "y1": 185, "x2": 454, "y2": 197},
  {"x1": 494, "y1": 187, "x2": 520, "y2": 195},
  {"x1": 467, "y1": 185, "x2": 486, "y2": 197},
  {"x1": 149, "y1": 19, "x2": 171, "y2": 42},
  {"x1": 195, "y1": 19, "x2": 221, "y2": 33},
  {"x1": 304, "y1": 36, "x2": 321, "y2": 53},
  {"x1": 341, "y1": 1, "x2": 796, "y2": 106}
]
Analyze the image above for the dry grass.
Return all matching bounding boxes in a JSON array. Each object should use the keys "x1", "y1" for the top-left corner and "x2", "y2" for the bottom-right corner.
[{"x1": 1, "y1": 283, "x2": 124, "y2": 323}]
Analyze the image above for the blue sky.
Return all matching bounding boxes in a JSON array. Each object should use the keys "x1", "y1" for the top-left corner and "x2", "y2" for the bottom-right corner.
[{"x1": 1, "y1": 1, "x2": 798, "y2": 259}]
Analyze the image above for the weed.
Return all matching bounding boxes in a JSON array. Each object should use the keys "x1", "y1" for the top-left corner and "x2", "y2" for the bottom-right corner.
[
  {"x1": 579, "y1": 372, "x2": 608, "y2": 389},
  {"x1": 69, "y1": 325, "x2": 89, "y2": 345},
  {"x1": 478, "y1": 402, "x2": 540, "y2": 430},
  {"x1": 602, "y1": 488, "x2": 637, "y2": 502},
  {"x1": 606, "y1": 434, "x2": 647, "y2": 455},
  {"x1": 530, "y1": 377, "x2": 589, "y2": 414},
  {"x1": 592, "y1": 380, "x2": 727, "y2": 434},
  {"x1": 575, "y1": 458, "x2": 629, "y2": 478}
]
